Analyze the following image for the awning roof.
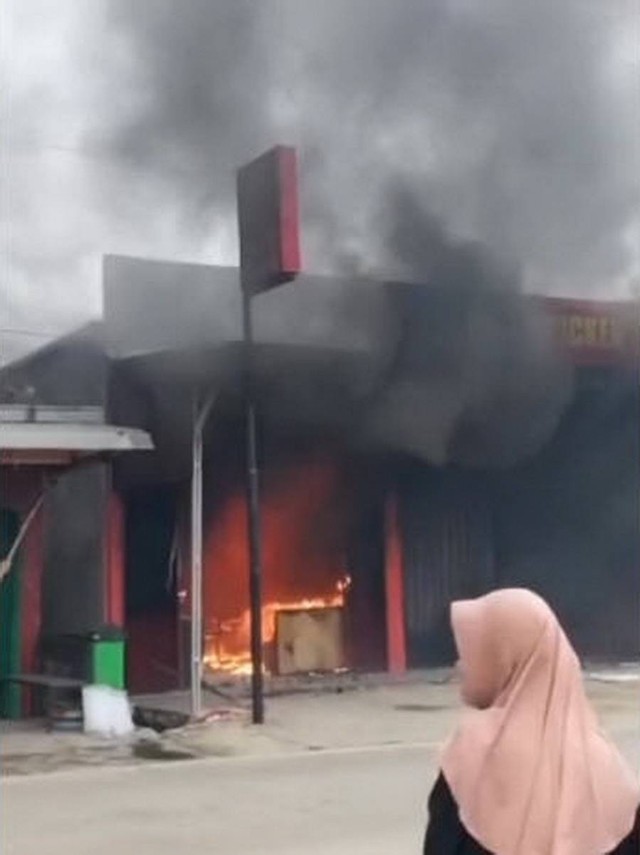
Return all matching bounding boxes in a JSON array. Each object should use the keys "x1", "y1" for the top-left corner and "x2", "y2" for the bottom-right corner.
[{"x1": 0, "y1": 422, "x2": 153, "y2": 466}]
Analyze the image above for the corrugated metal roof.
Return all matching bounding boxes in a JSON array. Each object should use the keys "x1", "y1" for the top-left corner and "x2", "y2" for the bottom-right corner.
[{"x1": 0, "y1": 422, "x2": 153, "y2": 452}]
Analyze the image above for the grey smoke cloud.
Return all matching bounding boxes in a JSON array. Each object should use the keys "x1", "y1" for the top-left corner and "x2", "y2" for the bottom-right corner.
[
  {"x1": 104, "y1": 0, "x2": 639, "y2": 290},
  {"x1": 2, "y1": 0, "x2": 638, "y2": 366}
]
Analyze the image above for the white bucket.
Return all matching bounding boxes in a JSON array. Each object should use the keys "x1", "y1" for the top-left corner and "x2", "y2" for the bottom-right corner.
[{"x1": 82, "y1": 685, "x2": 134, "y2": 737}]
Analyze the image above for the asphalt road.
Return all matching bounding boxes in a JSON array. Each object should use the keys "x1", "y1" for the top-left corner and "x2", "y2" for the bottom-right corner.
[{"x1": 3, "y1": 745, "x2": 435, "y2": 855}]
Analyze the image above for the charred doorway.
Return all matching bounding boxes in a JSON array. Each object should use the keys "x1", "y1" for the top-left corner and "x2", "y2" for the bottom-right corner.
[
  {"x1": 494, "y1": 366, "x2": 640, "y2": 660},
  {"x1": 200, "y1": 432, "x2": 387, "y2": 679},
  {"x1": 125, "y1": 485, "x2": 179, "y2": 693}
]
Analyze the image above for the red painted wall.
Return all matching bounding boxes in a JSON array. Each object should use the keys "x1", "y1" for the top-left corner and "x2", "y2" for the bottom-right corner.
[
  {"x1": 385, "y1": 494, "x2": 407, "y2": 675},
  {"x1": 1, "y1": 468, "x2": 47, "y2": 713},
  {"x1": 21, "y1": 509, "x2": 44, "y2": 674},
  {"x1": 106, "y1": 492, "x2": 125, "y2": 628}
]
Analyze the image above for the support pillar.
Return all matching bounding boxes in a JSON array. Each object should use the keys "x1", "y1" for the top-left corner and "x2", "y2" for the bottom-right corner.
[
  {"x1": 384, "y1": 493, "x2": 407, "y2": 675},
  {"x1": 190, "y1": 391, "x2": 216, "y2": 720},
  {"x1": 106, "y1": 492, "x2": 125, "y2": 628}
]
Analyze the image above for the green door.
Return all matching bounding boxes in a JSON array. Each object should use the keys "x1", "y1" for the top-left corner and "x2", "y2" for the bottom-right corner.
[{"x1": 0, "y1": 509, "x2": 23, "y2": 718}]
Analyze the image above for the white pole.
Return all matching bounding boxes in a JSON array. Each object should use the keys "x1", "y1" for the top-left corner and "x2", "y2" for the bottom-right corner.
[{"x1": 190, "y1": 391, "x2": 216, "y2": 720}]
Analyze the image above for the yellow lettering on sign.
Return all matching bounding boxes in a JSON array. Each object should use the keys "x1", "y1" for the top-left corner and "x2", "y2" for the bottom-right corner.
[
  {"x1": 569, "y1": 316, "x2": 583, "y2": 344},
  {"x1": 598, "y1": 316, "x2": 613, "y2": 345},
  {"x1": 560, "y1": 315, "x2": 615, "y2": 348}
]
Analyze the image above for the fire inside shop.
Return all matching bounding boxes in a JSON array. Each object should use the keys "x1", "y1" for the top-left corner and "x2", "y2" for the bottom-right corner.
[{"x1": 202, "y1": 456, "x2": 352, "y2": 676}]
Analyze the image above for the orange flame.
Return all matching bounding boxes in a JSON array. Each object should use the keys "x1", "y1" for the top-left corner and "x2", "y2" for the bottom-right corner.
[
  {"x1": 202, "y1": 459, "x2": 351, "y2": 675},
  {"x1": 203, "y1": 576, "x2": 352, "y2": 675}
]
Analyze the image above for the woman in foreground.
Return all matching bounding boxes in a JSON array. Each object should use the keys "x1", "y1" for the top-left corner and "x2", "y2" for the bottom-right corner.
[{"x1": 423, "y1": 589, "x2": 640, "y2": 854}]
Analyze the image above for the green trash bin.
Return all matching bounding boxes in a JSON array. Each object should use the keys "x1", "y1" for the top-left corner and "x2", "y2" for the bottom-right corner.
[{"x1": 88, "y1": 626, "x2": 126, "y2": 690}]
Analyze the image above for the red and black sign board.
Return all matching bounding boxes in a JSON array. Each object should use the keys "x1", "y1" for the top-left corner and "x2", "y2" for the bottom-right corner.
[{"x1": 237, "y1": 145, "x2": 301, "y2": 295}]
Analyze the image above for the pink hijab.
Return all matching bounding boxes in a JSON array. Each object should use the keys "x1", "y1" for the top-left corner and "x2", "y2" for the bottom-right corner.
[{"x1": 441, "y1": 589, "x2": 639, "y2": 855}]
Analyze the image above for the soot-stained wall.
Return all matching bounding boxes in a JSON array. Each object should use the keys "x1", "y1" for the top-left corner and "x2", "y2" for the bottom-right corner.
[
  {"x1": 398, "y1": 464, "x2": 496, "y2": 666},
  {"x1": 396, "y1": 366, "x2": 638, "y2": 664},
  {"x1": 494, "y1": 366, "x2": 639, "y2": 659},
  {"x1": 41, "y1": 463, "x2": 109, "y2": 636}
]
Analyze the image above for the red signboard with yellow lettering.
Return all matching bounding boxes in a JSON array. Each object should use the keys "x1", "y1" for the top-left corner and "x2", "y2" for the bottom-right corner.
[{"x1": 538, "y1": 298, "x2": 638, "y2": 366}]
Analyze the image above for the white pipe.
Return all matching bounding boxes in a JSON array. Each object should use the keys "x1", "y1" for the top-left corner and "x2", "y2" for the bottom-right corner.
[{"x1": 190, "y1": 391, "x2": 217, "y2": 719}]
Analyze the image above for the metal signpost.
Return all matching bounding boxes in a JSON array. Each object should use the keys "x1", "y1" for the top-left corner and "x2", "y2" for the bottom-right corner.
[{"x1": 236, "y1": 145, "x2": 301, "y2": 723}]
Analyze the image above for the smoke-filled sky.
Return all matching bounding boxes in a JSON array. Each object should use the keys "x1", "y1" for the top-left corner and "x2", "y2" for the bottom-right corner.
[{"x1": 2, "y1": 0, "x2": 638, "y2": 362}]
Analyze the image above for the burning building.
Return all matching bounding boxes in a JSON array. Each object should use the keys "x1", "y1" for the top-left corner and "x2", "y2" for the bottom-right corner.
[
  {"x1": 1, "y1": 255, "x2": 637, "y2": 697},
  {"x1": 104, "y1": 255, "x2": 637, "y2": 689}
]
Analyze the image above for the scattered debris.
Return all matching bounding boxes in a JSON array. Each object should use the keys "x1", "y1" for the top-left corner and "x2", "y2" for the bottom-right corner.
[
  {"x1": 197, "y1": 707, "x2": 247, "y2": 725},
  {"x1": 132, "y1": 706, "x2": 190, "y2": 733}
]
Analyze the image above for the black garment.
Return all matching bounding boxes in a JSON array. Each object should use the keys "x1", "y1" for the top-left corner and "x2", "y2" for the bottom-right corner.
[{"x1": 423, "y1": 773, "x2": 640, "y2": 855}]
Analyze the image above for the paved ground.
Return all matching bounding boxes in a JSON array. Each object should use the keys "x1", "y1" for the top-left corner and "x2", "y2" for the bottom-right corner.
[
  {"x1": 3, "y1": 744, "x2": 434, "y2": 854},
  {"x1": 2, "y1": 673, "x2": 637, "y2": 853},
  {"x1": 1, "y1": 671, "x2": 637, "y2": 774}
]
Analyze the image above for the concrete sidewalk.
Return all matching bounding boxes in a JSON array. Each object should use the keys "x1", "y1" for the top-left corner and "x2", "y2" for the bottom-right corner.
[{"x1": 1, "y1": 669, "x2": 638, "y2": 776}]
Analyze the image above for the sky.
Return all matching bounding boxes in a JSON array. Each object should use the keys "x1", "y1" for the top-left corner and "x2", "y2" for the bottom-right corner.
[{"x1": 1, "y1": 0, "x2": 638, "y2": 363}]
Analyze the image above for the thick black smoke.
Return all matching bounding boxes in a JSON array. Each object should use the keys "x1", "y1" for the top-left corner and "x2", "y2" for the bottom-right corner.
[
  {"x1": 360, "y1": 185, "x2": 571, "y2": 466},
  {"x1": 105, "y1": 0, "x2": 637, "y2": 291},
  {"x1": 103, "y1": 1, "x2": 273, "y2": 241},
  {"x1": 103, "y1": 0, "x2": 599, "y2": 466}
]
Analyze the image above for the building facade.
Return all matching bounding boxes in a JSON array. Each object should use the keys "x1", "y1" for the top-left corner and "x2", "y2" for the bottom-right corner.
[{"x1": 2, "y1": 258, "x2": 637, "y2": 703}]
